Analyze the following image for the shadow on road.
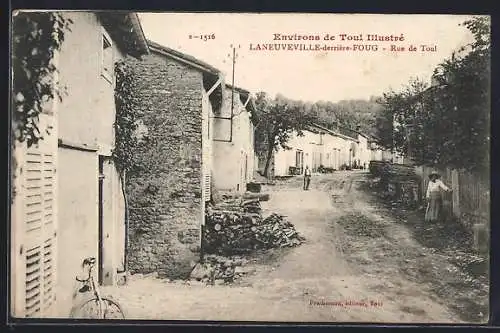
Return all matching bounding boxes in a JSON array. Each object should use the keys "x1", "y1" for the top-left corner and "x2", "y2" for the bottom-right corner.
[{"x1": 350, "y1": 176, "x2": 489, "y2": 323}]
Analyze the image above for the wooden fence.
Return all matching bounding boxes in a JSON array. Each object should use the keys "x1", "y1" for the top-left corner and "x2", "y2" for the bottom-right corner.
[{"x1": 415, "y1": 165, "x2": 490, "y2": 250}]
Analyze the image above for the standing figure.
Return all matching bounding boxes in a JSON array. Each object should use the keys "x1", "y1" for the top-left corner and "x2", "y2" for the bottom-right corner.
[
  {"x1": 425, "y1": 171, "x2": 451, "y2": 222},
  {"x1": 303, "y1": 165, "x2": 312, "y2": 190}
]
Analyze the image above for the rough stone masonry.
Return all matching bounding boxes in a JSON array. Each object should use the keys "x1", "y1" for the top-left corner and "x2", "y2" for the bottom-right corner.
[{"x1": 125, "y1": 53, "x2": 204, "y2": 279}]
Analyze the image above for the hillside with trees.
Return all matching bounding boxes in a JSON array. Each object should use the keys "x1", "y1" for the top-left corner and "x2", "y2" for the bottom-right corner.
[{"x1": 308, "y1": 97, "x2": 383, "y2": 137}]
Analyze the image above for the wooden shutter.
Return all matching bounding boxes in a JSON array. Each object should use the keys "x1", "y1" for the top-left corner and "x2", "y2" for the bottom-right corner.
[
  {"x1": 12, "y1": 45, "x2": 59, "y2": 318},
  {"x1": 22, "y1": 149, "x2": 57, "y2": 317},
  {"x1": 202, "y1": 90, "x2": 212, "y2": 202},
  {"x1": 203, "y1": 173, "x2": 211, "y2": 202}
]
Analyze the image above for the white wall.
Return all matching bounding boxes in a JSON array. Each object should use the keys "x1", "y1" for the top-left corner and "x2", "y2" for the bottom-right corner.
[
  {"x1": 356, "y1": 134, "x2": 370, "y2": 168},
  {"x1": 274, "y1": 127, "x2": 362, "y2": 175},
  {"x1": 274, "y1": 130, "x2": 318, "y2": 176},
  {"x1": 323, "y1": 134, "x2": 349, "y2": 169},
  {"x1": 212, "y1": 88, "x2": 255, "y2": 192},
  {"x1": 202, "y1": 87, "x2": 213, "y2": 201},
  {"x1": 56, "y1": 12, "x2": 128, "y2": 315},
  {"x1": 371, "y1": 148, "x2": 384, "y2": 161}
]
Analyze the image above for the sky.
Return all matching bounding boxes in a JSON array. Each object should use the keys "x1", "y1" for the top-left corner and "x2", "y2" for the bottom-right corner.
[{"x1": 137, "y1": 13, "x2": 477, "y2": 103}]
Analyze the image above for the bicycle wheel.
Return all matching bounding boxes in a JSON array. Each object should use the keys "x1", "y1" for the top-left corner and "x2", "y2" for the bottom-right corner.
[{"x1": 69, "y1": 295, "x2": 126, "y2": 319}]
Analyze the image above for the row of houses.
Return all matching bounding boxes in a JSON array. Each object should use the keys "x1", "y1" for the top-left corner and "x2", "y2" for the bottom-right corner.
[
  {"x1": 11, "y1": 12, "x2": 256, "y2": 318},
  {"x1": 273, "y1": 123, "x2": 395, "y2": 177}
]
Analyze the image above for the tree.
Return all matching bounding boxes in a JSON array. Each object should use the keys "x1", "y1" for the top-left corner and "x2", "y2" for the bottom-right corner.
[
  {"x1": 311, "y1": 98, "x2": 382, "y2": 137},
  {"x1": 429, "y1": 16, "x2": 490, "y2": 173},
  {"x1": 11, "y1": 11, "x2": 72, "y2": 201},
  {"x1": 253, "y1": 92, "x2": 313, "y2": 178},
  {"x1": 12, "y1": 11, "x2": 72, "y2": 147},
  {"x1": 375, "y1": 16, "x2": 490, "y2": 173},
  {"x1": 375, "y1": 78, "x2": 428, "y2": 156}
]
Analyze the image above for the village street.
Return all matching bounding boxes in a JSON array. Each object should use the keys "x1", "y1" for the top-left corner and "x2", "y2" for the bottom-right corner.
[
  {"x1": 101, "y1": 171, "x2": 487, "y2": 323},
  {"x1": 11, "y1": 12, "x2": 490, "y2": 325}
]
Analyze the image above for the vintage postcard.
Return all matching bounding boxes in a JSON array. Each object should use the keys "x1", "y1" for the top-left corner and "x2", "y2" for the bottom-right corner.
[{"x1": 10, "y1": 11, "x2": 490, "y2": 324}]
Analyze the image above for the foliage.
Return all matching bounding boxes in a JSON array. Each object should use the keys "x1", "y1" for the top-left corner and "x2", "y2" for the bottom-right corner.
[
  {"x1": 253, "y1": 92, "x2": 314, "y2": 177},
  {"x1": 307, "y1": 97, "x2": 383, "y2": 137},
  {"x1": 375, "y1": 16, "x2": 490, "y2": 173},
  {"x1": 375, "y1": 78, "x2": 428, "y2": 155},
  {"x1": 112, "y1": 59, "x2": 141, "y2": 175},
  {"x1": 113, "y1": 59, "x2": 143, "y2": 273},
  {"x1": 12, "y1": 11, "x2": 72, "y2": 147}
]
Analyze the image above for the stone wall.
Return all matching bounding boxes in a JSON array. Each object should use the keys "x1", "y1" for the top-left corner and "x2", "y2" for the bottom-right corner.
[{"x1": 125, "y1": 53, "x2": 203, "y2": 279}]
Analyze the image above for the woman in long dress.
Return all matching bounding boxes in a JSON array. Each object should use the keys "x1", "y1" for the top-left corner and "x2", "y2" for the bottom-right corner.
[{"x1": 425, "y1": 171, "x2": 451, "y2": 222}]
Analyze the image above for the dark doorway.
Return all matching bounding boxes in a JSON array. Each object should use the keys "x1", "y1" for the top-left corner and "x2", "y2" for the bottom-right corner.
[{"x1": 296, "y1": 150, "x2": 304, "y2": 174}]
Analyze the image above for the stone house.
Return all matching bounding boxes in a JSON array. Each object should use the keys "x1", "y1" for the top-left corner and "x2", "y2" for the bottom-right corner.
[
  {"x1": 212, "y1": 84, "x2": 256, "y2": 194},
  {"x1": 123, "y1": 40, "x2": 224, "y2": 279},
  {"x1": 11, "y1": 12, "x2": 149, "y2": 318}
]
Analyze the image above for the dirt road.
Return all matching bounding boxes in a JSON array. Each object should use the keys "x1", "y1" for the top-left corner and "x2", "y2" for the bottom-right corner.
[{"x1": 99, "y1": 171, "x2": 487, "y2": 323}]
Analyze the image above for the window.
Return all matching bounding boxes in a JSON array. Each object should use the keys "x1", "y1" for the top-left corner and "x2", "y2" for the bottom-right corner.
[{"x1": 101, "y1": 31, "x2": 113, "y2": 83}]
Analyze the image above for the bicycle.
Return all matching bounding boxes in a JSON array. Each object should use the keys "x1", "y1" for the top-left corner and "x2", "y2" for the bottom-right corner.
[{"x1": 69, "y1": 257, "x2": 126, "y2": 319}]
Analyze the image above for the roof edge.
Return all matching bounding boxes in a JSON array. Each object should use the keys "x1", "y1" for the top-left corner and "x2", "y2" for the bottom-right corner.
[
  {"x1": 97, "y1": 12, "x2": 149, "y2": 58},
  {"x1": 226, "y1": 84, "x2": 250, "y2": 95},
  {"x1": 309, "y1": 123, "x2": 359, "y2": 142},
  {"x1": 128, "y1": 13, "x2": 150, "y2": 56},
  {"x1": 148, "y1": 40, "x2": 221, "y2": 75}
]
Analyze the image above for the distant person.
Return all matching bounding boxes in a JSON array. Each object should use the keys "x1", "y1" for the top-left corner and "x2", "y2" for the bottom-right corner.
[
  {"x1": 425, "y1": 171, "x2": 452, "y2": 222},
  {"x1": 303, "y1": 165, "x2": 312, "y2": 190}
]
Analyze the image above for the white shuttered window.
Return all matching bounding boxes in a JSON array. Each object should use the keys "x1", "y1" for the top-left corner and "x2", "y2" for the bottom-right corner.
[{"x1": 22, "y1": 149, "x2": 57, "y2": 317}]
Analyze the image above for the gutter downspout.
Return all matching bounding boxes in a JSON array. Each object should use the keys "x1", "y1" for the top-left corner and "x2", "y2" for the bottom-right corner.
[
  {"x1": 118, "y1": 170, "x2": 129, "y2": 278},
  {"x1": 229, "y1": 48, "x2": 236, "y2": 143}
]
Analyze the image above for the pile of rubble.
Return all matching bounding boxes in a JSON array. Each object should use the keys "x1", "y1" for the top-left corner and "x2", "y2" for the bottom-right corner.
[
  {"x1": 190, "y1": 254, "x2": 255, "y2": 285},
  {"x1": 204, "y1": 200, "x2": 305, "y2": 255}
]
